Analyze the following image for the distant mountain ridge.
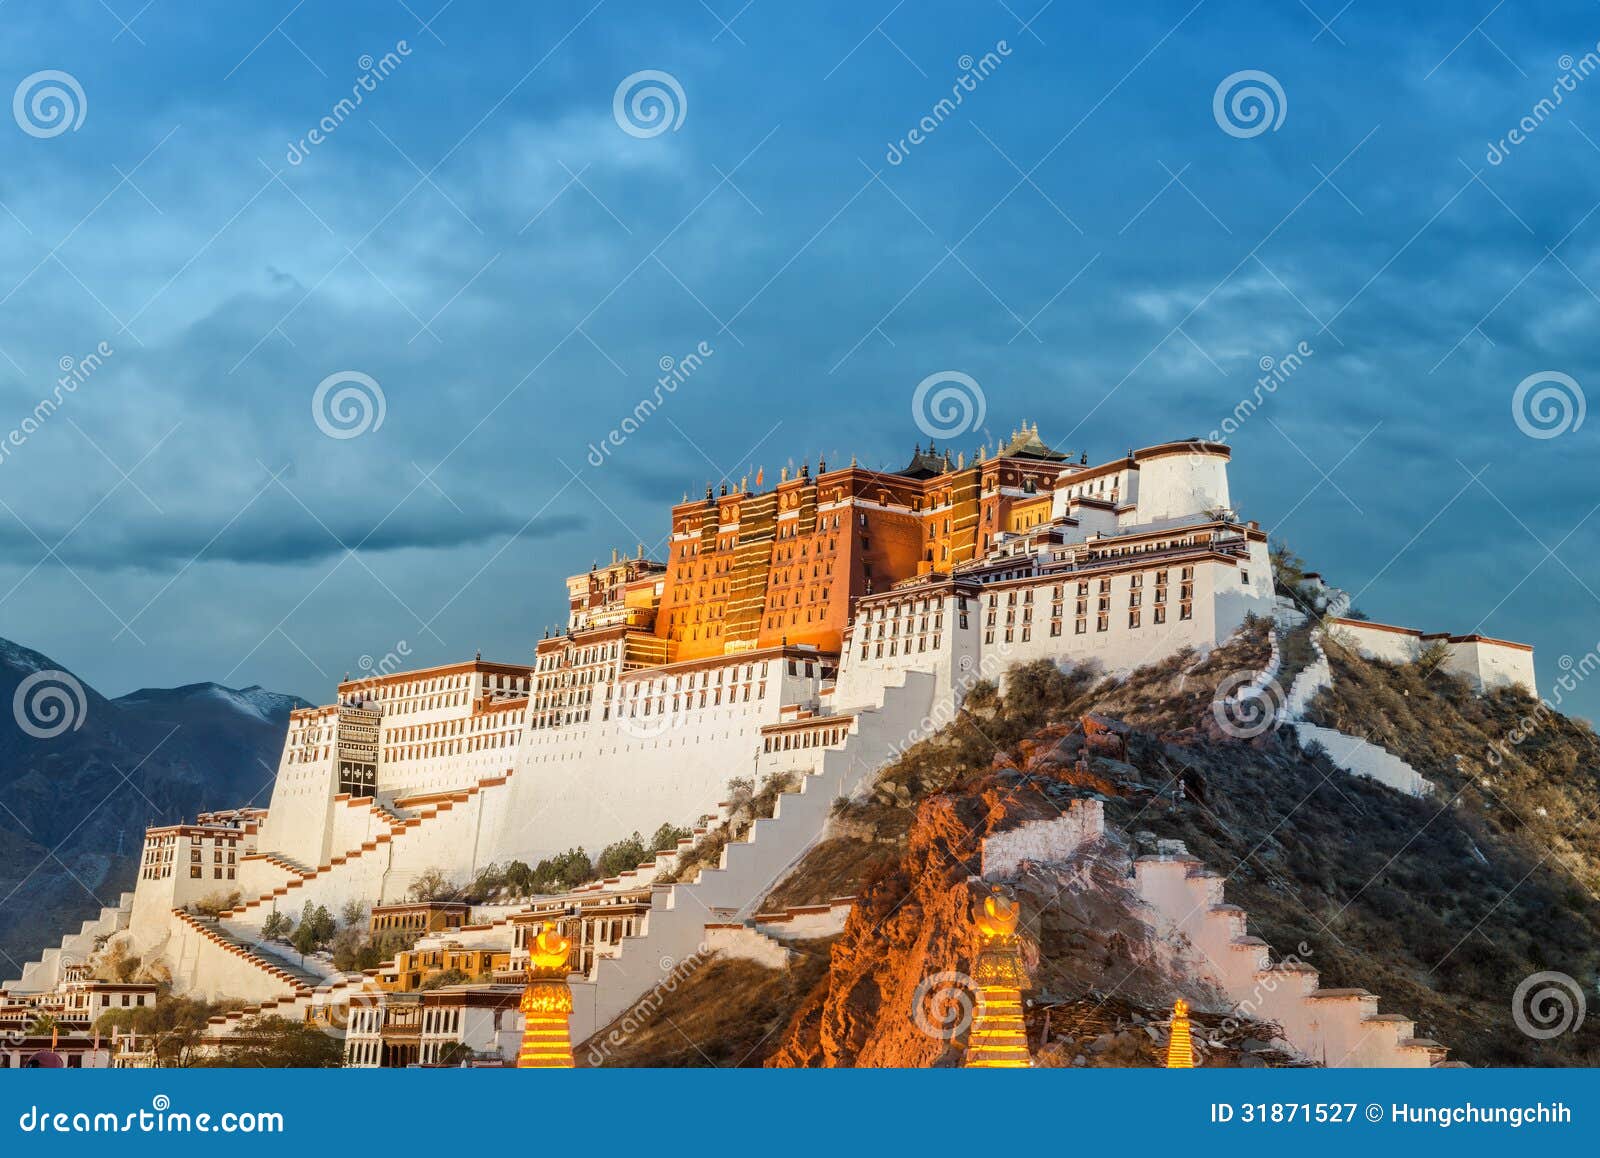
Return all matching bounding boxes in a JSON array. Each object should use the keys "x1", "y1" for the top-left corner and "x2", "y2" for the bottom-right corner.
[{"x1": 0, "y1": 637, "x2": 310, "y2": 976}]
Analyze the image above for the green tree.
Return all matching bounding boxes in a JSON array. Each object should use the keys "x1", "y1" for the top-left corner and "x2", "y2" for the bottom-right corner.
[
  {"x1": 339, "y1": 898, "x2": 368, "y2": 929},
  {"x1": 292, "y1": 902, "x2": 336, "y2": 956},
  {"x1": 1002, "y1": 659, "x2": 1077, "y2": 722},
  {"x1": 1270, "y1": 539, "x2": 1308, "y2": 595},
  {"x1": 96, "y1": 995, "x2": 227, "y2": 1067},
  {"x1": 193, "y1": 890, "x2": 242, "y2": 917},
  {"x1": 417, "y1": 968, "x2": 471, "y2": 991},
  {"x1": 434, "y1": 1041, "x2": 475, "y2": 1067},
  {"x1": 260, "y1": 910, "x2": 293, "y2": 941},
  {"x1": 963, "y1": 679, "x2": 1001, "y2": 716},
  {"x1": 406, "y1": 867, "x2": 455, "y2": 902},
  {"x1": 200, "y1": 1015, "x2": 343, "y2": 1068},
  {"x1": 524, "y1": 848, "x2": 595, "y2": 893},
  {"x1": 503, "y1": 860, "x2": 535, "y2": 894},
  {"x1": 597, "y1": 831, "x2": 649, "y2": 877},
  {"x1": 649, "y1": 823, "x2": 690, "y2": 852}
]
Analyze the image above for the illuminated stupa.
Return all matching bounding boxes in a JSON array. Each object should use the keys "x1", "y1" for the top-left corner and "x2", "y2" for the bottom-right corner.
[
  {"x1": 517, "y1": 922, "x2": 575, "y2": 1069},
  {"x1": 1165, "y1": 999, "x2": 1195, "y2": 1068},
  {"x1": 964, "y1": 883, "x2": 1031, "y2": 1068}
]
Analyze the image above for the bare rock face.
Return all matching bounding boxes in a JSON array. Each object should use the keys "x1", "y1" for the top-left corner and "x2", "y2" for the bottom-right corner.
[{"x1": 767, "y1": 778, "x2": 1205, "y2": 1068}]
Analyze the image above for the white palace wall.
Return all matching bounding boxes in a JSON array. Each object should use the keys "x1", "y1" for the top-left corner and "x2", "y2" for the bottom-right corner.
[
  {"x1": 831, "y1": 553, "x2": 1276, "y2": 720},
  {"x1": 483, "y1": 657, "x2": 821, "y2": 866}
]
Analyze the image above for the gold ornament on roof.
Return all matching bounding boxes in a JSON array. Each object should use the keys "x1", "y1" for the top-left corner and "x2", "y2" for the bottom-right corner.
[{"x1": 529, "y1": 922, "x2": 571, "y2": 973}]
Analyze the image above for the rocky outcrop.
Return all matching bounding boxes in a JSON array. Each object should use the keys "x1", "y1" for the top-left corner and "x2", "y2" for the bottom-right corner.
[{"x1": 766, "y1": 779, "x2": 1199, "y2": 1067}]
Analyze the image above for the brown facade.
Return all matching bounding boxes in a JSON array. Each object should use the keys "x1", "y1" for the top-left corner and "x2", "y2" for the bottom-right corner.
[{"x1": 654, "y1": 441, "x2": 1066, "y2": 663}]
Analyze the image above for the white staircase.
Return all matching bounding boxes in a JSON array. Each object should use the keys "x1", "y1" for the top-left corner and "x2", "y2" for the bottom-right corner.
[
  {"x1": 568, "y1": 670, "x2": 934, "y2": 1044},
  {"x1": 1285, "y1": 625, "x2": 1433, "y2": 797},
  {"x1": 6, "y1": 891, "x2": 136, "y2": 993},
  {"x1": 1134, "y1": 854, "x2": 1448, "y2": 1066}
]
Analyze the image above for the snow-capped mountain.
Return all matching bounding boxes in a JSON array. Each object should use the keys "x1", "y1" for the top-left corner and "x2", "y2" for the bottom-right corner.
[{"x1": 0, "y1": 638, "x2": 310, "y2": 970}]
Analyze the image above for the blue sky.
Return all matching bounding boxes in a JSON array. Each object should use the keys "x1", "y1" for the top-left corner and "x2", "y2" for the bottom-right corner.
[{"x1": 1, "y1": 0, "x2": 1598, "y2": 720}]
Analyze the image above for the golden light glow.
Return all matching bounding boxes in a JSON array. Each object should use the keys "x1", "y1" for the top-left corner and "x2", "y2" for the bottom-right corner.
[
  {"x1": 517, "y1": 922, "x2": 575, "y2": 1069},
  {"x1": 1165, "y1": 998, "x2": 1195, "y2": 1069},
  {"x1": 530, "y1": 923, "x2": 573, "y2": 972},
  {"x1": 965, "y1": 884, "x2": 1032, "y2": 1069}
]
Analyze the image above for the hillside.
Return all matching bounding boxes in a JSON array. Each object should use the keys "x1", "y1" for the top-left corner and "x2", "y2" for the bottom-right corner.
[
  {"x1": 581, "y1": 619, "x2": 1600, "y2": 1067},
  {"x1": 0, "y1": 638, "x2": 309, "y2": 974}
]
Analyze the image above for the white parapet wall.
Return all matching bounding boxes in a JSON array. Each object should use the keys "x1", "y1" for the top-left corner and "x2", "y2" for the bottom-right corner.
[
  {"x1": 1327, "y1": 618, "x2": 1536, "y2": 697},
  {"x1": 702, "y1": 924, "x2": 794, "y2": 969},
  {"x1": 1294, "y1": 724, "x2": 1432, "y2": 797},
  {"x1": 752, "y1": 898, "x2": 854, "y2": 942},
  {"x1": 980, "y1": 801, "x2": 1106, "y2": 878}
]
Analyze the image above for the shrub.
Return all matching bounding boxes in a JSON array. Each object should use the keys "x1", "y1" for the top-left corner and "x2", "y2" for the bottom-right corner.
[{"x1": 193, "y1": 890, "x2": 242, "y2": 917}]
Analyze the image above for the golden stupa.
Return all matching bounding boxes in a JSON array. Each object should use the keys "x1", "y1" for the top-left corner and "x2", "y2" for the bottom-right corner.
[
  {"x1": 517, "y1": 922, "x2": 575, "y2": 1069},
  {"x1": 964, "y1": 884, "x2": 1031, "y2": 1068},
  {"x1": 1165, "y1": 998, "x2": 1195, "y2": 1068}
]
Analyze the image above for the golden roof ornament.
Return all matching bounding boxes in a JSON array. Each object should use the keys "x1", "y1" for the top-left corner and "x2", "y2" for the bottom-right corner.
[{"x1": 528, "y1": 922, "x2": 572, "y2": 976}]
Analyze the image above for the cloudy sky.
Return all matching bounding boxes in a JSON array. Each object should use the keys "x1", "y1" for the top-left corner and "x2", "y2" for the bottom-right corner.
[{"x1": 1, "y1": 0, "x2": 1597, "y2": 719}]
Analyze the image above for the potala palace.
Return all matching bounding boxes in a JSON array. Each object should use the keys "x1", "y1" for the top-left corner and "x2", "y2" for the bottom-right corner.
[{"x1": 2, "y1": 430, "x2": 1538, "y2": 1068}]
